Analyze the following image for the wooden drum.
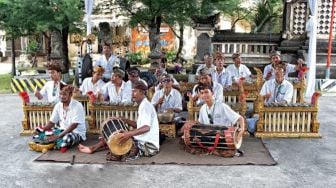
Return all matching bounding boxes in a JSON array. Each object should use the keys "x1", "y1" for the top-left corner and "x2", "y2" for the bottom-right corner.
[
  {"x1": 101, "y1": 119, "x2": 133, "y2": 155},
  {"x1": 183, "y1": 124, "x2": 242, "y2": 157}
]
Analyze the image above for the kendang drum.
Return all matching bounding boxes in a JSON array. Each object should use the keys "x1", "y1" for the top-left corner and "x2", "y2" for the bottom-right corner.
[
  {"x1": 183, "y1": 124, "x2": 243, "y2": 157},
  {"x1": 101, "y1": 119, "x2": 133, "y2": 155}
]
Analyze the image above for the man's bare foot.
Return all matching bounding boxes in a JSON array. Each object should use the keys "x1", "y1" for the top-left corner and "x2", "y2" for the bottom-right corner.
[{"x1": 78, "y1": 144, "x2": 95, "y2": 154}]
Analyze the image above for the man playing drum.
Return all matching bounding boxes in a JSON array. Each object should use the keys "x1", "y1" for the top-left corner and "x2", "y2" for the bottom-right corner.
[
  {"x1": 182, "y1": 84, "x2": 245, "y2": 142},
  {"x1": 78, "y1": 81, "x2": 160, "y2": 161}
]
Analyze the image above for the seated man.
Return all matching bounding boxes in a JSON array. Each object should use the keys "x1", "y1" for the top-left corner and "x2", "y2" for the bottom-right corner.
[
  {"x1": 37, "y1": 85, "x2": 86, "y2": 150},
  {"x1": 34, "y1": 61, "x2": 67, "y2": 103},
  {"x1": 195, "y1": 53, "x2": 216, "y2": 80},
  {"x1": 149, "y1": 62, "x2": 180, "y2": 91},
  {"x1": 260, "y1": 65, "x2": 294, "y2": 104},
  {"x1": 78, "y1": 66, "x2": 106, "y2": 95},
  {"x1": 125, "y1": 67, "x2": 148, "y2": 88},
  {"x1": 226, "y1": 53, "x2": 252, "y2": 83},
  {"x1": 189, "y1": 67, "x2": 223, "y2": 106},
  {"x1": 263, "y1": 51, "x2": 303, "y2": 80},
  {"x1": 151, "y1": 74, "x2": 182, "y2": 113},
  {"x1": 183, "y1": 85, "x2": 245, "y2": 141},
  {"x1": 99, "y1": 68, "x2": 132, "y2": 104},
  {"x1": 211, "y1": 52, "x2": 232, "y2": 88},
  {"x1": 78, "y1": 81, "x2": 160, "y2": 161}
]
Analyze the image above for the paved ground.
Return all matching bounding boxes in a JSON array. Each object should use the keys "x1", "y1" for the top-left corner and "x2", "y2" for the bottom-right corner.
[{"x1": 0, "y1": 94, "x2": 335, "y2": 188}]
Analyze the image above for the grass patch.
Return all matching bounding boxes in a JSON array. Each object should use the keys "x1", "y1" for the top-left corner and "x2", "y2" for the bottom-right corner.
[{"x1": 0, "y1": 74, "x2": 12, "y2": 94}]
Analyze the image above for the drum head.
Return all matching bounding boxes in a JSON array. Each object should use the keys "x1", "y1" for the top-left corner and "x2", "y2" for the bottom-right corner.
[
  {"x1": 107, "y1": 133, "x2": 133, "y2": 156},
  {"x1": 233, "y1": 127, "x2": 243, "y2": 149}
]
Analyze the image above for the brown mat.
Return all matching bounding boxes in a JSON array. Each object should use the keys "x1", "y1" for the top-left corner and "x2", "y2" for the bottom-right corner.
[{"x1": 35, "y1": 136, "x2": 276, "y2": 166}]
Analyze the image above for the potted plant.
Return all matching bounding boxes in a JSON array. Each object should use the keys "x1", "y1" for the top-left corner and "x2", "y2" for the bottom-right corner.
[{"x1": 126, "y1": 52, "x2": 143, "y2": 65}]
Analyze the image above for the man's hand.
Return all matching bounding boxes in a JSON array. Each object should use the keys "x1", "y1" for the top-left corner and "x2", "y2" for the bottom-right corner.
[
  {"x1": 46, "y1": 135, "x2": 59, "y2": 142},
  {"x1": 166, "y1": 108, "x2": 174, "y2": 113},
  {"x1": 156, "y1": 96, "x2": 164, "y2": 106},
  {"x1": 34, "y1": 90, "x2": 43, "y2": 100},
  {"x1": 264, "y1": 93, "x2": 272, "y2": 100},
  {"x1": 266, "y1": 70, "x2": 273, "y2": 80},
  {"x1": 118, "y1": 130, "x2": 132, "y2": 145}
]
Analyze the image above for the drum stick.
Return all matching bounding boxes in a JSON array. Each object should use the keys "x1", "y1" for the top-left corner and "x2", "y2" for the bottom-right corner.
[{"x1": 70, "y1": 155, "x2": 75, "y2": 165}]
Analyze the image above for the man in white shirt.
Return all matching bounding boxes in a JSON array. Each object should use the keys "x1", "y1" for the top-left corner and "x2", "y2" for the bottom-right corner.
[
  {"x1": 99, "y1": 68, "x2": 132, "y2": 105},
  {"x1": 34, "y1": 61, "x2": 66, "y2": 103},
  {"x1": 125, "y1": 67, "x2": 148, "y2": 88},
  {"x1": 151, "y1": 74, "x2": 182, "y2": 113},
  {"x1": 150, "y1": 62, "x2": 180, "y2": 91},
  {"x1": 189, "y1": 67, "x2": 223, "y2": 106},
  {"x1": 211, "y1": 52, "x2": 232, "y2": 88},
  {"x1": 226, "y1": 53, "x2": 252, "y2": 83},
  {"x1": 39, "y1": 85, "x2": 86, "y2": 150},
  {"x1": 260, "y1": 65, "x2": 294, "y2": 104},
  {"x1": 263, "y1": 51, "x2": 303, "y2": 80},
  {"x1": 196, "y1": 53, "x2": 216, "y2": 80},
  {"x1": 78, "y1": 66, "x2": 106, "y2": 95},
  {"x1": 182, "y1": 84, "x2": 245, "y2": 142},
  {"x1": 78, "y1": 81, "x2": 159, "y2": 161},
  {"x1": 95, "y1": 42, "x2": 120, "y2": 82}
]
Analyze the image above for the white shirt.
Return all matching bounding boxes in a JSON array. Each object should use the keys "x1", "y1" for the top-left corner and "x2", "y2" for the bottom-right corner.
[
  {"x1": 125, "y1": 78, "x2": 148, "y2": 89},
  {"x1": 198, "y1": 101, "x2": 240, "y2": 126},
  {"x1": 211, "y1": 68, "x2": 232, "y2": 87},
  {"x1": 151, "y1": 88, "x2": 183, "y2": 113},
  {"x1": 95, "y1": 54, "x2": 120, "y2": 80},
  {"x1": 196, "y1": 64, "x2": 216, "y2": 76},
  {"x1": 79, "y1": 77, "x2": 105, "y2": 95},
  {"x1": 192, "y1": 82, "x2": 223, "y2": 105},
  {"x1": 263, "y1": 63, "x2": 296, "y2": 80},
  {"x1": 134, "y1": 98, "x2": 160, "y2": 150},
  {"x1": 260, "y1": 79, "x2": 294, "y2": 104},
  {"x1": 40, "y1": 80, "x2": 66, "y2": 103},
  {"x1": 50, "y1": 99, "x2": 87, "y2": 140},
  {"x1": 101, "y1": 81, "x2": 132, "y2": 104},
  {"x1": 226, "y1": 64, "x2": 251, "y2": 82}
]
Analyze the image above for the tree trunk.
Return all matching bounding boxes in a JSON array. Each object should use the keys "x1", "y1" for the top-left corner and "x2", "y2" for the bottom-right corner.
[
  {"x1": 174, "y1": 23, "x2": 184, "y2": 62},
  {"x1": 253, "y1": 15, "x2": 272, "y2": 33},
  {"x1": 42, "y1": 32, "x2": 51, "y2": 61},
  {"x1": 61, "y1": 26, "x2": 69, "y2": 74},
  {"x1": 148, "y1": 16, "x2": 162, "y2": 53},
  {"x1": 11, "y1": 37, "x2": 16, "y2": 77}
]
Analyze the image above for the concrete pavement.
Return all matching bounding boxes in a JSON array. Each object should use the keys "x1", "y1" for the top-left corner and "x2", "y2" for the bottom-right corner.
[{"x1": 0, "y1": 94, "x2": 335, "y2": 188}]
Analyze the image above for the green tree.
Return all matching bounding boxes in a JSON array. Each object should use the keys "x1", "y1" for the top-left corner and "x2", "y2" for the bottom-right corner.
[
  {"x1": 114, "y1": 0, "x2": 200, "y2": 57},
  {"x1": 0, "y1": 0, "x2": 38, "y2": 76},
  {"x1": 253, "y1": 0, "x2": 283, "y2": 33},
  {"x1": 0, "y1": 0, "x2": 84, "y2": 75}
]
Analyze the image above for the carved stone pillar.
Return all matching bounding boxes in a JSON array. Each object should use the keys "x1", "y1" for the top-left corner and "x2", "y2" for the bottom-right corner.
[{"x1": 282, "y1": 0, "x2": 308, "y2": 40}]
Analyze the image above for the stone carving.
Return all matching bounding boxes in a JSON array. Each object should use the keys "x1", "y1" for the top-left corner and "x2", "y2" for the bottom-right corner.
[
  {"x1": 50, "y1": 31, "x2": 63, "y2": 59},
  {"x1": 98, "y1": 22, "x2": 112, "y2": 45}
]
